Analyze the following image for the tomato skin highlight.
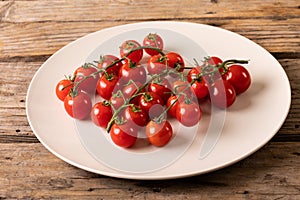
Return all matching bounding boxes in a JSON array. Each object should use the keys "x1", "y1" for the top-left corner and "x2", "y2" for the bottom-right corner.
[
  {"x1": 143, "y1": 33, "x2": 164, "y2": 56},
  {"x1": 147, "y1": 54, "x2": 167, "y2": 75},
  {"x1": 166, "y1": 95, "x2": 179, "y2": 118},
  {"x1": 110, "y1": 95, "x2": 125, "y2": 111},
  {"x1": 176, "y1": 101, "x2": 201, "y2": 127},
  {"x1": 209, "y1": 79, "x2": 236, "y2": 109},
  {"x1": 122, "y1": 81, "x2": 145, "y2": 105},
  {"x1": 119, "y1": 62, "x2": 147, "y2": 85},
  {"x1": 146, "y1": 120, "x2": 173, "y2": 147},
  {"x1": 64, "y1": 92, "x2": 92, "y2": 120},
  {"x1": 96, "y1": 73, "x2": 119, "y2": 100},
  {"x1": 223, "y1": 65, "x2": 251, "y2": 94},
  {"x1": 148, "y1": 78, "x2": 172, "y2": 104},
  {"x1": 124, "y1": 105, "x2": 149, "y2": 127},
  {"x1": 97, "y1": 54, "x2": 123, "y2": 76},
  {"x1": 120, "y1": 40, "x2": 143, "y2": 64},
  {"x1": 74, "y1": 66, "x2": 99, "y2": 93},
  {"x1": 206, "y1": 56, "x2": 223, "y2": 66},
  {"x1": 187, "y1": 67, "x2": 202, "y2": 83},
  {"x1": 139, "y1": 92, "x2": 164, "y2": 119},
  {"x1": 55, "y1": 79, "x2": 73, "y2": 101},
  {"x1": 110, "y1": 123, "x2": 137, "y2": 148},
  {"x1": 191, "y1": 79, "x2": 209, "y2": 99},
  {"x1": 165, "y1": 52, "x2": 185, "y2": 73},
  {"x1": 90, "y1": 101, "x2": 113, "y2": 128}
]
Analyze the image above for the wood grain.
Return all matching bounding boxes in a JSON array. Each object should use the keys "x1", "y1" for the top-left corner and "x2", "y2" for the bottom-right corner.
[
  {"x1": 0, "y1": 19, "x2": 299, "y2": 60},
  {"x1": 0, "y1": 142, "x2": 299, "y2": 199},
  {"x1": 0, "y1": 0, "x2": 299, "y2": 198},
  {"x1": 1, "y1": 0, "x2": 299, "y2": 23}
]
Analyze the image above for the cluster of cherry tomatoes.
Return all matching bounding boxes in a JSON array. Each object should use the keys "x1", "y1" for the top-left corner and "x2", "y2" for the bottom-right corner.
[{"x1": 55, "y1": 33, "x2": 251, "y2": 149}]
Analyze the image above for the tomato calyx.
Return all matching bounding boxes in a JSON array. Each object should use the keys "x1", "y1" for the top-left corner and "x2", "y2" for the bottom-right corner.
[
  {"x1": 104, "y1": 72, "x2": 116, "y2": 81},
  {"x1": 102, "y1": 100, "x2": 111, "y2": 107},
  {"x1": 129, "y1": 104, "x2": 142, "y2": 113},
  {"x1": 142, "y1": 93, "x2": 154, "y2": 102}
]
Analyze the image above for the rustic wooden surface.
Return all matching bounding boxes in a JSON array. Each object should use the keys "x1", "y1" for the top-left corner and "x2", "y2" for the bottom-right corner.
[{"x1": 0, "y1": 0, "x2": 299, "y2": 199}]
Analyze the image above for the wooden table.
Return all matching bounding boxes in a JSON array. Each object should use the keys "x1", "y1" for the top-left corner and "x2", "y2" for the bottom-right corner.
[{"x1": 1, "y1": 0, "x2": 299, "y2": 199}]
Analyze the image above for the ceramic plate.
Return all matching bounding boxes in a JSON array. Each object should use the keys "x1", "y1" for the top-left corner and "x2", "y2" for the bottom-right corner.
[{"x1": 26, "y1": 21, "x2": 291, "y2": 180}]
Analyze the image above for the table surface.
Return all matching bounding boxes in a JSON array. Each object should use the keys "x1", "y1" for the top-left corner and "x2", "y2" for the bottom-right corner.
[{"x1": 0, "y1": 0, "x2": 299, "y2": 199}]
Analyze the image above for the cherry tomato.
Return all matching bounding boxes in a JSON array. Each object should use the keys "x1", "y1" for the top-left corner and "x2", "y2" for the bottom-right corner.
[
  {"x1": 74, "y1": 65, "x2": 99, "y2": 93},
  {"x1": 176, "y1": 101, "x2": 201, "y2": 127},
  {"x1": 201, "y1": 56, "x2": 224, "y2": 84},
  {"x1": 206, "y1": 56, "x2": 223, "y2": 66},
  {"x1": 146, "y1": 120, "x2": 173, "y2": 147},
  {"x1": 97, "y1": 54, "x2": 123, "y2": 76},
  {"x1": 166, "y1": 95, "x2": 178, "y2": 118},
  {"x1": 110, "y1": 94, "x2": 125, "y2": 111},
  {"x1": 110, "y1": 122, "x2": 137, "y2": 148},
  {"x1": 209, "y1": 79, "x2": 236, "y2": 109},
  {"x1": 191, "y1": 78, "x2": 209, "y2": 99},
  {"x1": 55, "y1": 79, "x2": 73, "y2": 101},
  {"x1": 90, "y1": 101, "x2": 113, "y2": 128},
  {"x1": 120, "y1": 40, "x2": 143, "y2": 64},
  {"x1": 223, "y1": 65, "x2": 251, "y2": 94},
  {"x1": 147, "y1": 54, "x2": 167, "y2": 75},
  {"x1": 187, "y1": 66, "x2": 202, "y2": 83},
  {"x1": 143, "y1": 33, "x2": 164, "y2": 56},
  {"x1": 124, "y1": 105, "x2": 149, "y2": 127},
  {"x1": 122, "y1": 81, "x2": 144, "y2": 105},
  {"x1": 148, "y1": 78, "x2": 172, "y2": 104},
  {"x1": 172, "y1": 80, "x2": 192, "y2": 97},
  {"x1": 139, "y1": 92, "x2": 164, "y2": 119},
  {"x1": 64, "y1": 92, "x2": 92, "y2": 120},
  {"x1": 165, "y1": 52, "x2": 185, "y2": 73},
  {"x1": 119, "y1": 62, "x2": 147, "y2": 84},
  {"x1": 96, "y1": 73, "x2": 119, "y2": 100}
]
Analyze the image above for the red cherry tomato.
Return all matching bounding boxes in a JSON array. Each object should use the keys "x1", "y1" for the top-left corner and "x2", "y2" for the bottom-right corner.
[
  {"x1": 97, "y1": 54, "x2": 123, "y2": 76},
  {"x1": 223, "y1": 65, "x2": 251, "y2": 94},
  {"x1": 119, "y1": 62, "x2": 147, "y2": 84},
  {"x1": 96, "y1": 73, "x2": 119, "y2": 100},
  {"x1": 139, "y1": 92, "x2": 164, "y2": 119},
  {"x1": 172, "y1": 80, "x2": 192, "y2": 97},
  {"x1": 166, "y1": 95, "x2": 180, "y2": 118},
  {"x1": 122, "y1": 81, "x2": 144, "y2": 105},
  {"x1": 74, "y1": 65, "x2": 99, "y2": 93},
  {"x1": 187, "y1": 66, "x2": 202, "y2": 83},
  {"x1": 147, "y1": 54, "x2": 167, "y2": 75},
  {"x1": 176, "y1": 101, "x2": 201, "y2": 127},
  {"x1": 201, "y1": 56, "x2": 224, "y2": 84},
  {"x1": 209, "y1": 79, "x2": 236, "y2": 109},
  {"x1": 206, "y1": 56, "x2": 223, "y2": 66},
  {"x1": 124, "y1": 105, "x2": 149, "y2": 127},
  {"x1": 110, "y1": 123, "x2": 137, "y2": 148},
  {"x1": 148, "y1": 78, "x2": 172, "y2": 104},
  {"x1": 165, "y1": 52, "x2": 185, "y2": 73},
  {"x1": 146, "y1": 120, "x2": 173, "y2": 147},
  {"x1": 64, "y1": 92, "x2": 92, "y2": 120},
  {"x1": 110, "y1": 94, "x2": 125, "y2": 111},
  {"x1": 55, "y1": 79, "x2": 73, "y2": 101},
  {"x1": 90, "y1": 101, "x2": 113, "y2": 128},
  {"x1": 143, "y1": 33, "x2": 164, "y2": 56},
  {"x1": 120, "y1": 40, "x2": 143, "y2": 64},
  {"x1": 191, "y1": 78, "x2": 209, "y2": 99}
]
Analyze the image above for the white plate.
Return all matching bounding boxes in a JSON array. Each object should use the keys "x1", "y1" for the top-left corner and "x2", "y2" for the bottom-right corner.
[{"x1": 26, "y1": 21, "x2": 291, "y2": 180}]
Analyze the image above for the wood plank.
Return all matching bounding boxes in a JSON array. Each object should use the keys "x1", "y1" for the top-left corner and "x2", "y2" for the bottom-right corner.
[
  {"x1": 0, "y1": 142, "x2": 299, "y2": 199},
  {"x1": 1, "y1": 0, "x2": 299, "y2": 23},
  {"x1": 0, "y1": 18, "x2": 299, "y2": 60}
]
